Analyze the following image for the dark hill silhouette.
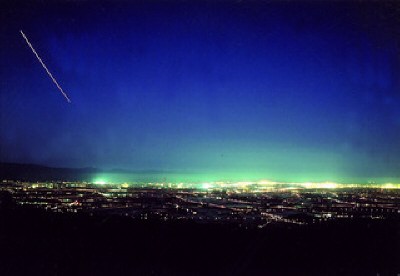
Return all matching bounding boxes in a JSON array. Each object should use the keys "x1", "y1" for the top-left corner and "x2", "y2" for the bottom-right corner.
[{"x1": 0, "y1": 162, "x2": 99, "y2": 182}]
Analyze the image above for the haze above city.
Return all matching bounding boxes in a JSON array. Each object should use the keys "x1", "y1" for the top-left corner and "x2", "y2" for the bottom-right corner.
[{"x1": 1, "y1": 1, "x2": 400, "y2": 183}]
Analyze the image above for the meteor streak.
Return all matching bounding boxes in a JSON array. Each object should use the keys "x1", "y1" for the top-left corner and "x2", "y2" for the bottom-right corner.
[{"x1": 20, "y1": 30, "x2": 71, "y2": 103}]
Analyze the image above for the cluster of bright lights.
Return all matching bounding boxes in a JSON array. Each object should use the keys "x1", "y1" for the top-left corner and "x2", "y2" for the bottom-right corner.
[
  {"x1": 201, "y1": 183, "x2": 213, "y2": 189},
  {"x1": 91, "y1": 177, "x2": 400, "y2": 191},
  {"x1": 381, "y1": 183, "x2": 399, "y2": 189},
  {"x1": 301, "y1": 182, "x2": 338, "y2": 189},
  {"x1": 121, "y1": 183, "x2": 129, "y2": 188},
  {"x1": 93, "y1": 179, "x2": 107, "y2": 185}
]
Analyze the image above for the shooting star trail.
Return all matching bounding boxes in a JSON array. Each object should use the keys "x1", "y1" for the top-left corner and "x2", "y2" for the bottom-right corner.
[{"x1": 20, "y1": 30, "x2": 71, "y2": 103}]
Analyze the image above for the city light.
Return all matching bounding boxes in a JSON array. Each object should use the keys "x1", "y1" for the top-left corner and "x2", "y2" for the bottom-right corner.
[
  {"x1": 381, "y1": 183, "x2": 400, "y2": 189},
  {"x1": 85, "y1": 179, "x2": 400, "y2": 190},
  {"x1": 2, "y1": 178, "x2": 399, "y2": 226},
  {"x1": 94, "y1": 179, "x2": 107, "y2": 185},
  {"x1": 201, "y1": 183, "x2": 213, "y2": 189}
]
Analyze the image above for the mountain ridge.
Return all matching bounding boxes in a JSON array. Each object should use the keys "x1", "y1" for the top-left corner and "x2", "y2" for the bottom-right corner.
[
  {"x1": 0, "y1": 162, "x2": 100, "y2": 182},
  {"x1": 0, "y1": 162, "x2": 175, "y2": 182}
]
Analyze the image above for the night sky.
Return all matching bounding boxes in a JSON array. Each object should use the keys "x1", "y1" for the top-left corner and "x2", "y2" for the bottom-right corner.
[{"x1": 1, "y1": 1, "x2": 400, "y2": 183}]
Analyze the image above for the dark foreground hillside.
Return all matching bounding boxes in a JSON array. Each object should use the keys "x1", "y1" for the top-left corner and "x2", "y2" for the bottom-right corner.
[
  {"x1": 0, "y1": 204, "x2": 399, "y2": 275},
  {"x1": 0, "y1": 163, "x2": 98, "y2": 182}
]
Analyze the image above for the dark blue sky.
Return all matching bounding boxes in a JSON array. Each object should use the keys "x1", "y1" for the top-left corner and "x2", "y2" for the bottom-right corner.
[{"x1": 1, "y1": 1, "x2": 400, "y2": 182}]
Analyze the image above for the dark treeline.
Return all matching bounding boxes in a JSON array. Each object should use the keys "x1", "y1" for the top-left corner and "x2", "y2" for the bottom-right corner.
[{"x1": 0, "y1": 193, "x2": 399, "y2": 276}]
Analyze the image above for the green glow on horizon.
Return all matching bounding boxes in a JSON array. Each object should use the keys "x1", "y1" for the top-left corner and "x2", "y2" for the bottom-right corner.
[{"x1": 90, "y1": 172, "x2": 400, "y2": 189}]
